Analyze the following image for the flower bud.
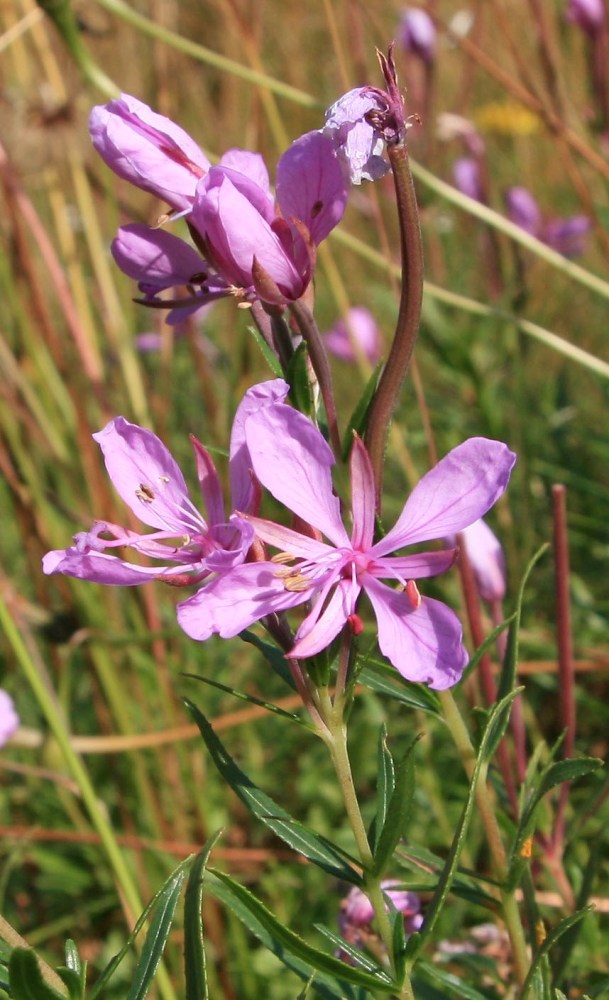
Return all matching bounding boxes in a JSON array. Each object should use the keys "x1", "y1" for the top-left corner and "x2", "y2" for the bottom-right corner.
[
  {"x1": 0, "y1": 690, "x2": 19, "y2": 747},
  {"x1": 565, "y1": 0, "x2": 605, "y2": 34}
]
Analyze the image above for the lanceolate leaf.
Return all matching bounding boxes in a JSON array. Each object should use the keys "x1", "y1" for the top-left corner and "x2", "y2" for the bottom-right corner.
[
  {"x1": 358, "y1": 659, "x2": 440, "y2": 715},
  {"x1": 368, "y1": 725, "x2": 395, "y2": 851},
  {"x1": 372, "y1": 735, "x2": 420, "y2": 876},
  {"x1": 247, "y1": 324, "x2": 284, "y2": 376},
  {"x1": 241, "y1": 630, "x2": 297, "y2": 690},
  {"x1": 88, "y1": 856, "x2": 194, "y2": 1000},
  {"x1": 497, "y1": 544, "x2": 549, "y2": 705},
  {"x1": 185, "y1": 698, "x2": 361, "y2": 884},
  {"x1": 126, "y1": 868, "x2": 187, "y2": 1000},
  {"x1": 8, "y1": 949, "x2": 66, "y2": 1000},
  {"x1": 184, "y1": 831, "x2": 224, "y2": 1000},
  {"x1": 181, "y1": 671, "x2": 306, "y2": 727},
  {"x1": 208, "y1": 869, "x2": 396, "y2": 994},
  {"x1": 406, "y1": 690, "x2": 522, "y2": 964},
  {"x1": 519, "y1": 908, "x2": 592, "y2": 1000}
]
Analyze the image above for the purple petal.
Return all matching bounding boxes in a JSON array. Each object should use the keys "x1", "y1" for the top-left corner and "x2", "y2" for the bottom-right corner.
[
  {"x1": 364, "y1": 578, "x2": 469, "y2": 688},
  {"x1": 218, "y1": 149, "x2": 272, "y2": 198},
  {"x1": 112, "y1": 224, "x2": 206, "y2": 289},
  {"x1": 324, "y1": 307, "x2": 382, "y2": 364},
  {"x1": 205, "y1": 517, "x2": 256, "y2": 572},
  {"x1": 276, "y1": 131, "x2": 348, "y2": 245},
  {"x1": 290, "y1": 578, "x2": 354, "y2": 658},
  {"x1": 92, "y1": 417, "x2": 196, "y2": 532},
  {"x1": 42, "y1": 547, "x2": 176, "y2": 584},
  {"x1": 89, "y1": 95, "x2": 209, "y2": 208},
  {"x1": 190, "y1": 436, "x2": 225, "y2": 527},
  {"x1": 0, "y1": 690, "x2": 19, "y2": 746},
  {"x1": 194, "y1": 174, "x2": 304, "y2": 297},
  {"x1": 323, "y1": 89, "x2": 391, "y2": 185},
  {"x1": 373, "y1": 438, "x2": 516, "y2": 556},
  {"x1": 229, "y1": 378, "x2": 290, "y2": 512},
  {"x1": 372, "y1": 549, "x2": 457, "y2": 581},
  {"x1": 398, "y1": 8, "x2": 437, "y2": 63},
  {"x1": 349, "y1": 436, "x2": 376, "y2": 551},
  {"x1": 446, "y1": 519, "x2": 506, "y2": 602},
  {"x1": 243, "y1": 516, "x2": 336, "y2": 561},
  {"x1": 504, "y1": 187, "x2": 541, "y2": 236},
  {"x1": 452, "y1": 157, "x2": 483, "y2": 202},
  {"x1": 176, "y1": 561, "x2": 308, "y2": 640},
  {"x1": 244, "y1": 404, "x2": 350, "y2": 547}
]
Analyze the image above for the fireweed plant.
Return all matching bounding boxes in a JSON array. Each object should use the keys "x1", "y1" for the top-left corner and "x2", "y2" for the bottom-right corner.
[{"x1": 16, "y1": 42, "x2": 598, "y2": 1000}]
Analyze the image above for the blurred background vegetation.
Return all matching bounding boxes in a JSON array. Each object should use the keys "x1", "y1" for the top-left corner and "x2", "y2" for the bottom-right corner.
[{"x1": 1, "y1": 0, "x2": 609, "y2": 996}]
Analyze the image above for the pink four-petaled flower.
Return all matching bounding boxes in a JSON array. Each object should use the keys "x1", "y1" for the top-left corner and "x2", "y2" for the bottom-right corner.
[{"x1": 177, "y1": 403, "x2": 516, "y2": 689}]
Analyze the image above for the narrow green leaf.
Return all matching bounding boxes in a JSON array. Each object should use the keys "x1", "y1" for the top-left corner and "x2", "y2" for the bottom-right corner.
[
  {"x1": 341, "y1": 365, "x2": 382, "y2": 462},
  {"x1": 460, "y1": 612, "x2": 517, "y2": 682},
  {"x1": 414, "y1": 960, "x2": 495, "y2": 1000},
  {"x1": 181, "y1": 670, "x2": 307, "y2": 727},
  {"x1": 520, "y1": 909, "x2": 592, "y2": 1000},
  {"x1": 241, "y1": 630, "x2": 296, "y2": 690},
  {"x1": 509, "y1": 756, "x2": 602, "y2": 887},
  {"x1": 208, "y1": 869, "x2": 396, "y2": 993},
  {"x1": 358, "y1": 659, "x2": 440, "y2": 714},
  {"x1": 368, "y1": 724, "x2": 395, "y2": 851},
  {"x1": 126, "y1": 867, "x2": 186, "y2": 1000},
  {"x1": 185, "y1": 698, "x2": 361, "y2": 883},
  {"x1": 286, "y1": 341, "x2": 314, "y2": 415},
  {"x1": 314, "y1": 925, "x2": 386, "y2": 974},
  {"x1": 407, "y1": 690, "x2": 521, "y2": 964},
  {"x1": 8, "y1": 949, "x2": 66, "y2": 1000},
  {"x1": 184, "y1": 831, "x2": 224, "y2": 1000},
  {"x1": 63, "y1": 941, "x2": 81, "y2": 977},
  {"x1": 88, "y1": 856, "x2": 194, "y2": 1000},
  {"x1": 372, "y1": 735, "x2": 420, "y2": 876},
  {"x1": 55, "y1": 968, "x2": 83, "y2": 1000},
  {"x1": 497, "y1": 544, "x2": 549, "y2": 705},
  {"x1": 246, "y1": 324, "x2": 284, "y2": 376}
]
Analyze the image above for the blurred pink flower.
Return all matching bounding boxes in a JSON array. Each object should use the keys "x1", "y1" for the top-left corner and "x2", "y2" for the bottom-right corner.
[
  {"x1": 324, "y1": 307, "x2": 382, "y2": 364},
  {"x1": 446, "y1": 518, "x2": 506, "y2": 603},
  {"x1": 177, "y1": 403, "x2": 516, "y2": 689},
  {"x1": 565, "y1": 0, "x2": 605, "y2": 34},
  {"x1": 505, "y1": 186, "x2": 590, "y2": 258},
  {"x1": 0, "y1": 690, "x2": 19, "y2": 747},
  {"x1": 398, "y1": 8, "x2": 437, "y2": 64},
  {"x1": 452, "y1": 157, "x2": 483, "y2": 202}
]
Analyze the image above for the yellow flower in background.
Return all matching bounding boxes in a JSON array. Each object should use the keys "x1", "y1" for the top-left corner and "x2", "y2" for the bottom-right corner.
[{"x1": 473, "y1": 100, "x2": 540, "y2": 136}]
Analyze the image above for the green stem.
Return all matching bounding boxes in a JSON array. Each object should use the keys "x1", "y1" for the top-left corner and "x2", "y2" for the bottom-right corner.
[
  {"x1": 364, "y1": 140, "x2": 424, "y2": 511},
  {"x1": 316, "y1": 688, "x2": 414, "y2": 999},
  {"x1": 0, "y1": 596, "x2": 178, "y2": 1000},
  {"x1": 439, "y1": 689, "x2": 530, "y2": 985}
]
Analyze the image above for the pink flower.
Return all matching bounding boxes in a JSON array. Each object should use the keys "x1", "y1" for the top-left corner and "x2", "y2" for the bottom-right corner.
[
  {"x1": 192, "y1": 134, "x2": 347, "y2": 305},
  {"x1": 112, "y1": 224, "x2": 230, "y2": 324},
  {"x1": 177, "y1": 404, "x2": 516, "y2": 689},
  {"x1": 0, "y1": 690, "x2": 19, "y2": 747},
  {"x1": 565, "y1": 0, "x2": 605, "y2": 34},
  {"x1": 452, "y1": 157, "x2": 483, "y2": 202},
  {"x1": 398, "y1": 8, "x2": 437, "y2": 64},
  {"x1": 43, "y1": 380, "x2": 289, "y2": 587},
  {"x1": 324, "y1": 307, "x2": 382, "y2": 364},
  {"x1": 89, "y1": 94, "x2": 210, "y2": 210},
  {"x1": 97, "y1": 106, "x2": 349, "y2": 310},
  {"x1": 323, "y1": 46, "x2": 407, "y2": 185},
  {"x1": 505, "y1": 187, "x2": 590, "y2": 258},
  {"x1": 341, "y1": 881, "x2": 422, "y2": 930}
]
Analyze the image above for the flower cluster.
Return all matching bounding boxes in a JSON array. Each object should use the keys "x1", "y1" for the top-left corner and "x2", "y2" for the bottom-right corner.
[
  {"x1": 92, "y1": 97, "x2": 348, "y2": 317},
  {"x1": 338, "y1": 882, "x2": 423, "y2": 962},
  {"x1": 45, "y1": 380, "x2": 515, "y2": 691}
]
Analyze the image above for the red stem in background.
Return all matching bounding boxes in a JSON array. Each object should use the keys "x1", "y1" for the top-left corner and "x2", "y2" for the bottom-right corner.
[{"x1": 552, "y1": 483, "x2": 575, "y2": 853}]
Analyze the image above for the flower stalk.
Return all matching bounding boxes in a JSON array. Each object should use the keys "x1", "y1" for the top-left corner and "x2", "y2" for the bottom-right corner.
[{"x1": 364, "y1": 138, "x2": 424, "y2": 510}]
